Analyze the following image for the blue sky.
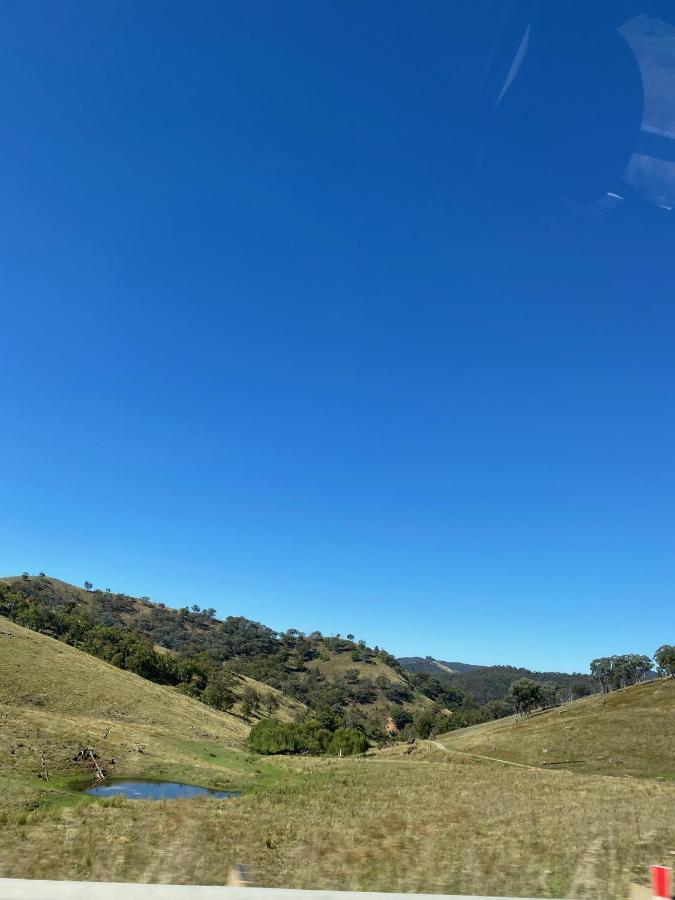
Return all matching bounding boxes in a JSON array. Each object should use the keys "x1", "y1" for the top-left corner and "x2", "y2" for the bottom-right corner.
[{"x1": 1, "y1": 1, "x2": 673, "y2": 672}]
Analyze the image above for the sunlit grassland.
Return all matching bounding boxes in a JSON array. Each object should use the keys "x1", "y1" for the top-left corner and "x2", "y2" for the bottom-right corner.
[
  {"x1": 0, "y1": 617, "x2": 284, "y2": 815},
  {"x1": 1, "y1": 617, "x2": 673, "y2": 899},
  {"x1": 438, "y1": 678, "x2": 675, "y2": 779},
  {"x1": 1, "y1": 745, "x2": 673, "y2": 899}
]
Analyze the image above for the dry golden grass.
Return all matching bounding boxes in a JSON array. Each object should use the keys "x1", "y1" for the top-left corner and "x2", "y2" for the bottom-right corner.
[
  {"x1": 439, "y1": 679, "x2": 675, "y2": 779},
  {"x1": 305, "y1": 648, "x2": 432, "y2": 726},
  {"x1": 306, "y1": 652, "x2": 408, "y2": 685},
  {"x1": 2, "y1": 617, "x2": 674, "y2": 900},
  {"x1": 0, "y1": 617, "x2": 286, "y2": 805},
  {"x1": 0, "y1": 613, "x2": 300, "y2": 726},
  {"x1": 1, "y1": 745, "x2": 673, "y2": 899}
]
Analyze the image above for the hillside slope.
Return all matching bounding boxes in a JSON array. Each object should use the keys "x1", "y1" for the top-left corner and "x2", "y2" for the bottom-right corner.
[
  {"x1": 2, "y1": 575, "x2": 440, "y2": 735},
  {"x1": 438, "y1": 677, "x2": 675, "y2": 778},
  {"x1": 0, "y1": 615, "x2": 284, "y2": 798},
  {"x1": 0, "y1": 616, "x2": 246, "y2": 738},
  {"x1": 0, "y1": 577, "x2": 302, "y2": 720}
]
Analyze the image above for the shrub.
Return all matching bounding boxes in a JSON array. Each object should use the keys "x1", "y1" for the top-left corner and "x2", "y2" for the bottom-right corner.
[
  {"x1": 327, "y1": 727, "x2": 369, "y2": 756},
  {"x1": 249, "y1": 719, "x2": 300, "y2": 754},
  {"x1": 248, "y1": 719, "x2": 367, "y2": 756},
  {"x1": 390, "y1": 707, "x2": 413, "y2": 730}
]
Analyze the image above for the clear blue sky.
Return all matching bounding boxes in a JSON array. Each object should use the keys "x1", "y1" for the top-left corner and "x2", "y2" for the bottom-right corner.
[{"x1": 1, "y1": 2, "x2": 673, "y2": 672}]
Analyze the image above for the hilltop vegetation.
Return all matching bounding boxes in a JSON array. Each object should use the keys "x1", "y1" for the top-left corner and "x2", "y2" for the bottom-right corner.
[
  {"x1": 4, "y1": 574, "x2": 669, "y2": 747},
  {"x1": 438, "y1": 677, "x2": 675, "y2": 778},
  {"x1": 0, "y1": 579, "x2": 300, "y2": 723},
  {"x1": 398, "y1": 656, "x2": 482, "y2": 675},
  {"x1": 1, "y1": 575, "x2": 496, "y2": 738}
]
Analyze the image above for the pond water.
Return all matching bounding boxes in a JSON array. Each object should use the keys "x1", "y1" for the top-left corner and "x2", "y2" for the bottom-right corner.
[{"x1": 85, "y1": 780, "x2": 240, "y2": 800}]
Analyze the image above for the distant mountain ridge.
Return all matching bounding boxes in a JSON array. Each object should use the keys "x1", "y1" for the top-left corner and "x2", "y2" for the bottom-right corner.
[
  {"x1": 397, "y1": 655, "x2": 594, "y2": 704},
  {"x1": 398, "y1": 657, "x2": 483, "y2": 675}
]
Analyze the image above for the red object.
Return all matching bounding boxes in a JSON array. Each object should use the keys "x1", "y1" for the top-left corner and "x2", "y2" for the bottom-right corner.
[{"x1": 651, "y1": 865, "x2": 672, "y2": 899}]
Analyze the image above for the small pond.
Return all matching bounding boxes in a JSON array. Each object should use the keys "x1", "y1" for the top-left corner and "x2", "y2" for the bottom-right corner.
[{"x1": 85, "y1": 780, "x2": 240, "y2": 801}]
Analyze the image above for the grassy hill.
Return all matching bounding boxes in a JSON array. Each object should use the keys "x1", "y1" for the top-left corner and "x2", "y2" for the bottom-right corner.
[
  {"x1": 1, "y1": 611, "x2": 674, "y2": 898},
  {"x1": 1, "y1": 575, "x2": 445, "y2": 736},
  {"x1": 304, "y1": 650, "x2": 432, "y2": 727},
  {"x1": 438, "y1": 677, "x2": 675, "y2": 778},
  {"x1": 0, "y1": 615, "x2": 288, "y2": 815}
]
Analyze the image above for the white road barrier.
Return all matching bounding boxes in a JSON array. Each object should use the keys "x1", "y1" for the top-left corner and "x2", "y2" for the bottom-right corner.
[{"x1": 0, "y1": 881, "x2": 568, "y2": 900}]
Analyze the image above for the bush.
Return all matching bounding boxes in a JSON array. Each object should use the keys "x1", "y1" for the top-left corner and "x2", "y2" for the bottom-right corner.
[
  {"x1": 296, "y1": 719, "x2": 332, "y2": 754},
  {"x1": 414, "y1": 709, "x2": 437, "y2": 738},
  {"x1": 248, "y1": 719, "x2": 368, "y2": 756},
  {"x1": 202, "y1": 672, "x2": 235, "y2": 710},
  {"x1": 327, "y1": 727, "x2": 370, "y2": 756},
  {"x1": 390, "y1": 707, "x2": 413, "y2": 730},
  {"x1": 383, "y1": 682, "x2": 413, "y2": 704},
  {"x1": 249, "y1": 719, "x2": 300, "y2": 754}
]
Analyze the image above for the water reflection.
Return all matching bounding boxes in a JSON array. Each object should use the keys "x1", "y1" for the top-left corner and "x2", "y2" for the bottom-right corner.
[{"x1": 85, "y1": 780, "x2": 240, "y2": 801}]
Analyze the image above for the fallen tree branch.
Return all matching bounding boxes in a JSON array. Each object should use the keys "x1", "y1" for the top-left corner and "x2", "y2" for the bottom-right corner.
[{"x1": 74, "y1": 745, "x2": 107, "y2": 780}]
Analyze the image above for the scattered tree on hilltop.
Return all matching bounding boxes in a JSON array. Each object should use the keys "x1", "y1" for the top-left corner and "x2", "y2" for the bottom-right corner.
[
  {"x1": 507, "y1": 678, "x2": 547, "y2": 716},
  {"x1": 201, "y1": 669, "x2": 236, "y2": 711},
  {"x1": 654, "y1": 645, "x2": 675, "y2": 678},
  {"x1": 590, "y1": 658, "x2": 612, "y2": 693},
  {"x1": 262, "y1": 691, "x2": 281, "y2": 717},
  {"x1": 590, "y1": 654, "x2": 652, "y2": 692}
]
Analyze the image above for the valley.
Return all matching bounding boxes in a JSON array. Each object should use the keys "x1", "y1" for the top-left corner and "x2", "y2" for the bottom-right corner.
[{"x1": 0, "y1": 577, "x2": 673, "y2": 899}]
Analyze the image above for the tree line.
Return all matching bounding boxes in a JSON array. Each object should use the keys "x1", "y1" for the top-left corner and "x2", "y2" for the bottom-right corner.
[
  {"x1": 591, "y1": 649, "x2": 674, "y2": 690},
  {"x1": 5, "y1": 575, "x2": 673, "y2": 746}
]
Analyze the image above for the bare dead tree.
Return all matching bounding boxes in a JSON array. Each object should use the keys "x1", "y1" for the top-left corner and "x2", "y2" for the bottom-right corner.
[
  {"x1": 75, "y1": 746, "x2": 106, "y2": 780},
  {"x1": 88, "y1": 748, "x2": 106, "y2": 780}
]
